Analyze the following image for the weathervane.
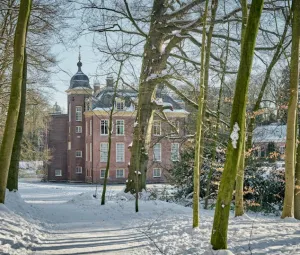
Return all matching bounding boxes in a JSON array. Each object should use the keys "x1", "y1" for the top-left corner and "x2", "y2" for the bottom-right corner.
[{"x1": 79, "y1": 45, "x2": 81, "y2": 62}]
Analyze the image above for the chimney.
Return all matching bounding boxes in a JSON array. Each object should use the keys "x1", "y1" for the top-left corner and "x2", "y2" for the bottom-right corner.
[
  {"x1": 93, "y1": 80, "x2": 101, "y2": 95},
  {"x1": 106, "y1": 75, "x2": 114, "y2": 87}
]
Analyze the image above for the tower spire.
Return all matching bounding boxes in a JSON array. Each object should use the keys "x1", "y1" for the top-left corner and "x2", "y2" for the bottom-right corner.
[
  {"x1": 77, "y1": 45, "x2": 82, "y2": 72},
  {"x1": 79, "y1": 45, "x2": 81, "y2": 62}
]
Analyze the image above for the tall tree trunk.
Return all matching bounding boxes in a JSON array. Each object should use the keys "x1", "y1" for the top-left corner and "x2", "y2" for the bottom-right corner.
[
  {"x1": 295, "y1": 121, "x2": 300, "y2": 219},
  {"x1": 210, "y1": 0, "x2": 264, "y2": 249},
  {"x1": 204, "y1": 48, "x2": 228, "y2": 209},
  {"x1": 0, "y1": 0, "x2": 32, "y2": 204},
  {"x1": 193, "y1": 0, "x2": 209, "y2": 228},
  {"x1": 125, "y1": 0, "x2": 181, "y2": 194},
  {"x1": 101, "y1": 62, "x2": 123, "y2": 205},
  {"x1": 234, "y1": 0, "x2": 248, "y2": 217},
  {"x1": 6, "y1": 50, "x2": 27, "y2": 191},
  {"x1": 282, "y1": 0, "x2": 300, "y2": 219}
]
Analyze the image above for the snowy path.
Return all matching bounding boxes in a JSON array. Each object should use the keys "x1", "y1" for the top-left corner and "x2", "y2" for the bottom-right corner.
[
  {"x1": 1, "y1": 181, "x2": 300, "y2": 254},
  {"x1": 16, "y1": 182, "x2": 151, "y2": 254}
]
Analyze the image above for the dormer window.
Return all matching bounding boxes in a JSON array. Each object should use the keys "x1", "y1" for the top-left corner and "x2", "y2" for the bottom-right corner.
[{"x1": 115, "y1": 98, "x2": 125, "y2": 110}]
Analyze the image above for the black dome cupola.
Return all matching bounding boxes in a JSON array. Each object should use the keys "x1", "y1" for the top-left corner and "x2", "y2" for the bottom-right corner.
[{"x1": 69, "y1": 47, "x2": 91, "y2": 89}]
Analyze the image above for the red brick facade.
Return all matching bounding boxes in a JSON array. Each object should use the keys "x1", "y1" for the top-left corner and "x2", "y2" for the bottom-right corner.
[{"x1": 47, "y1": 64, "x2": 189, "y2": 183}]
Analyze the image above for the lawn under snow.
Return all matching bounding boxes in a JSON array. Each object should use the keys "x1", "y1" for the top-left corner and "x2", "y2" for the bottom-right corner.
[{"x1": 1, "y1": 181, "x2": 300, "y2": 255}]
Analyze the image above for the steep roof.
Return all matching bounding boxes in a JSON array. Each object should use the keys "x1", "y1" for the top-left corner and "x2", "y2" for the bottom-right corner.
[
  {"x1": 92, "y1": 86, "x2": 188, "y2": 113},
  {"x1": 69, "y1": 61, "x2": 91, "y2": 89},
  {"x1": 253, "y1": 124, "x2": 286, "y2": 143}
]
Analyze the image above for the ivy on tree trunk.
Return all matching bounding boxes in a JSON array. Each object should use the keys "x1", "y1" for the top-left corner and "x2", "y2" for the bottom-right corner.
[
  {"x1": 282, "y1": 0, "x2": 300, "y2": 219},
  {"x1": 210, "y1": 0, "x2": 264, "y2": 249},
  {"x1": 0, "y1": 0, "x2": 32, "y2": 204},
  {"x1": 6, "y1": 50, "x2": 27, "y2": 192}
]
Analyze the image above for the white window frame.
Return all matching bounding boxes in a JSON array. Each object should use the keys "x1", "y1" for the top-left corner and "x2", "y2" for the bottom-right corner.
[
  {"x1": 170, "y1": 120, "x2": 180, "y2": 136},
  {"x1": 76, "y1": 150, "x2": 82, "y2": 158},
  {"x1": 76, "y1": 166, "x2": 82, "y2": 174},
  {"x1": 153, "y1": 143, "x2": 161, "y2": 162},
  {"x1": 86, "y1": 143, "x2": 88, "y2": 161},
  {"x1": 55, "y1": 169, "x2": 62, "y2": 177},
  {"x1": 100, "y1": 120, "x2": 109, "y2": 135},
  {"x1": 100, "y1": 169, "x2": 108, "y2": 179},
  {"x1": 153, "y1": 120, "x2": 161, "y2": 136},
  {"x1": 90, "y1": 119, "x2": 92, "y2": 136},
  {"x1": 153, "y1": 168, "x2": 161, "y2": 178},
  {"x1": 171, "y1": 143, "x2": 180, "y2": 161},
  {"x1": 116, "y1": 120, "x2": 125, "y2": 135},
  {"x1": 75, "y1": 126, "x2": 82, "y2": 133},
  {"x1": 116, "y1": 169, "x2": 125, "y2": 178},
  {"x1": 116, "y1": 143, "x2": 125, "y2": 162},
  {"x1": 100, "y1": 142, "x2": 108, "y2": 162},
  {"x1": 75, "y1": 106, "x2": 82, "y2": 121},
  {"x1": 68, "y1": 142, "x2": 71, "y2": 150},
  {"x1": 90, "y1": 143, "x2": 92, "y2": 162},
  {"x1": 115, "y1": 98, "x2": 125, "y2": 110}
]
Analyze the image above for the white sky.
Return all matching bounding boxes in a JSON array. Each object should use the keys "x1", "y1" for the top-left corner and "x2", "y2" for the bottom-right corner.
[{"x1": 48, "y1": 35, "x2": 101, "y2": 112}]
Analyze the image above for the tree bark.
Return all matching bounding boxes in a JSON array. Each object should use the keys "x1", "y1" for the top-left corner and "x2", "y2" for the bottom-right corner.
[
  {"x1": 125, "y1": 0, "x2": 183, "y2": 194},
  {"x1": 193, "y1": 0, "x2": 209, "y2": 228},
  {"x1": 234, "y1": 0, "x2": 248, "y2": 217},
  {"x1": 0, "y1": 0, "x2": 32, "y2": 204},
  {"x1": 282, "y1": 0, "x2": 300, "y2": 219},
  {"x1": 295, "y1": 121, "x2": 300, "y2": 219},
  {"x1": 6, "y1": 50, "x2": 27, "y2": 191},
  {"x1": 210, "y1": 0, "x2": 264, "y2": 249}
]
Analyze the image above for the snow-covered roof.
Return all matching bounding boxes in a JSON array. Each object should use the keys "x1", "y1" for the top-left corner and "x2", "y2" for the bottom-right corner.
[
  {"x1": 253, "y1": 124, "x2": 286, "y2": 143},
  {"x1": 92, "y1": 85, "x2": 188, "y2": 114}
]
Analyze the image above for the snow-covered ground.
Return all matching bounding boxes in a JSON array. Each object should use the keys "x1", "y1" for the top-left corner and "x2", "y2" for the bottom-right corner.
[{"x1": 1, "y1": 181, "x2": 300, "y2": 255}]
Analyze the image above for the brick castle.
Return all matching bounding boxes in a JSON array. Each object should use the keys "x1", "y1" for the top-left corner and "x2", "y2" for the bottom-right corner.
[{"x1": 47, "y1": 57, "x2": 189, "y2": 183}]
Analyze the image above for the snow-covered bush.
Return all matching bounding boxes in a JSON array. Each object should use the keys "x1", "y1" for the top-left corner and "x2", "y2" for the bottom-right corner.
[
  {"x1": 243, "y1": 163, "x2": 285, "y2": 215},
  {"x1": 167, "y1": 147, "x2": 222, "y2": 204}
]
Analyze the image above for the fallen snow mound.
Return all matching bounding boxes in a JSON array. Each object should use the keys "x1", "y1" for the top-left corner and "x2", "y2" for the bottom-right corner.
[{"x1": 0, "y1": 204, "x2": 47, "y2": 255}]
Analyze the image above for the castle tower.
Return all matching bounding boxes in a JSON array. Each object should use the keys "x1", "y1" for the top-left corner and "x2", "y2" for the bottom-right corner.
[{"x1": 66, "y1": 49, "x2": 93, "y2": 182}]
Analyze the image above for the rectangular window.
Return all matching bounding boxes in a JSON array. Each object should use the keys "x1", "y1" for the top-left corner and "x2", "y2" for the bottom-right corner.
[
  {"x1": 153, "y1": 143, "x2": 161, "y2": 161},
  {"x1": 55, "y1": 169, "x2": 62, "y2": 176},
  {"x1": 76, "y1": 166, "x2": 82, "y2": 174},
  {"x1": 90, "y1": 143, "x2": 92, "y2": 162},
  {"x1": 279, "y1": 146, "x2": 285, "y2": 154},
  {"x1": 86, "y1": 121, "x2": 88, "y2": 136},
  {"x1": 86, "y1": 143, "x2": 88, "y2": 161},
  {"x1": 68, "y1": 142, "x2": 71, "y2": 150},
  {"x1": 153, "y1": 168, "x2": 161, "y2": 178},
  {"x1": 75, "y1": 126, "x2": 82, "y2": 133},
  {"x1": 116, "y1": 169, "x2": 125, "y2": 178},
  {"x1": 100, "y1": 120, "x2": 109, "y2": 135},
  {"x1": 76, "y1": 150, "x2": 82, "y2": 158},
  {"x1": 69, "y1": 103, "x2": 71, "y2": 122},
  {"x1": 171, "y1": 143, "x2": 180, "y2": 161},
  {"x1": 90, "y1": 119, "x2": 92, "y2": 136},
  {"x1": 100, "y1": 169, "x2": 108, "y2": 179},
  {"x1": 116, "y1": 143, "x2": 125, "y2": 162},
  {"x1": 115, "y1": 99, "x2": 125, "y2": 110},
  {"x1": 153, "y1": 120, "x2": 161, "y2": 136},
  {"x1": 170, "y1": 120, "x2": 180, "y2": 136},
  {"x1": 116, "y1": 120, "x2": 125, "y2": 135},
  {"x1": 100, "y1": 142, "x2": 108, "y2": 162},
  {"x1": 75, "y1": 106, "x2": 82, "y2": 121}
]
